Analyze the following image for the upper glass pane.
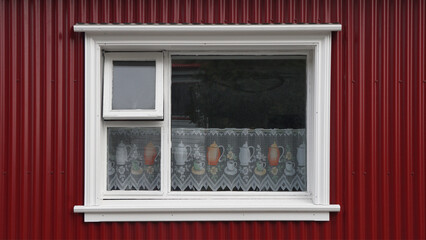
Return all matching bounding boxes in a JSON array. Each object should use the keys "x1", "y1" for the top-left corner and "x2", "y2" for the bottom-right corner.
[
  {"x1": 112, "y1": 61, "x2": 156, "y2": 110},
  {"x1": 171, "y1": 56, "x2": 307, "y2": 192}
]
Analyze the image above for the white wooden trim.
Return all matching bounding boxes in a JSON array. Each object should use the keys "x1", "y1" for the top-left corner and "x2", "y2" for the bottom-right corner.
[
  {"x1": 84, "y1": 35, "x2": 102, "y2": 207},
  {"x1": 83, "y1": 212, "x2": 332, "y2": 222},
  {"x1": 74, "y1": 201, "x2": 340, "y2": 222},
  {"x1": 306, "y1": 49, "x2": 315, "y2": 197},
  {"x1": 74, "y1": 201, "x2": 341, "y2": 212},
  {"x1": 103, "y1": 52, "x2": 164, "y2": 120},
  {"x1": 74, "y1": 198, "x2": 340, "y2": 222},
  {"x1": 77, "y1": 24, "x2": 341, "y2": 222},
  {"x1": 163, "y1": 52, "x2": 172, "y2": 196},
  {"x1": 74, "y1": 24, "x2": 342, "y2": 33}
]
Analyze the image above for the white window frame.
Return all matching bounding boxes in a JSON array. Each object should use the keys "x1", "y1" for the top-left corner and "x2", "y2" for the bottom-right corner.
[
  {"x1": 103, "y1": 52, "x2": 164, "y2": 120},
  {"x1": 73, "y1": 24, "x2": 341, "y2": 222}
]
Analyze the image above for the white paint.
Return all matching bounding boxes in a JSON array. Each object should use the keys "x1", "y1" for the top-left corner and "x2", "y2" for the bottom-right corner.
[
  {"x1": 74, "y1": 24, "x2": 342, "y2": 33},
  {"x1": 77, "y1": 24, "x2": 341, "y2": 222},
  {"x1": 75, "y1": 199, "x2": 339, "y2": 222}
]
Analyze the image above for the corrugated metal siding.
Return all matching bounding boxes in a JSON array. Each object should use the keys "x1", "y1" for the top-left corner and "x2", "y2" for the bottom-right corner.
[{"x1": 0, "y1": 0, "x2": 425, "y2": 239}]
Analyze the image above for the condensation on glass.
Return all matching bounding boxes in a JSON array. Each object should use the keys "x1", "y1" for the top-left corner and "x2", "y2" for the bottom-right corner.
[
  {"x1": 171, "y1": 56, "x2": 307, "y2": 192},
  {"x1": 112, "y1": 61, "x2": 156, "y2": 110},
  {"x1": 107, "y1": 127, "x2": 161, "y2": 191}
]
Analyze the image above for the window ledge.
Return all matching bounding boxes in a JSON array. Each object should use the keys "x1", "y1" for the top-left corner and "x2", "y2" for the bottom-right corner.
[{"x1": 74, "y1": 200, "x2": 340, "y2": 222}]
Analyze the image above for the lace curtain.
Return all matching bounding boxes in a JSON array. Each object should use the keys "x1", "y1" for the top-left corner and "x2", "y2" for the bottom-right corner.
[
  {"x1": 171, "y1": 128, "x2": 306, "y2": 191},
  {"x1": 107, "y1": 127, "x2": 161, "y2": 191},
  {"x1": 107, "y1": 128, "x2": 306, "y2": 191}
]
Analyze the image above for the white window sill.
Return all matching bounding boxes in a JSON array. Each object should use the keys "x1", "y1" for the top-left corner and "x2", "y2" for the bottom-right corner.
[{"x1": 74, "y1": 200, "x2": 340, "y2": 222}]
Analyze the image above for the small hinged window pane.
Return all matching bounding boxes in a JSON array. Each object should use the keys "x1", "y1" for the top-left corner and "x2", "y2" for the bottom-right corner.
[
  {"x1": 103, "y1": 52, "x2": 164, "y2": 120},
  {"x1": 112, "y1": 61, "x2": 156, "y2": 110}
]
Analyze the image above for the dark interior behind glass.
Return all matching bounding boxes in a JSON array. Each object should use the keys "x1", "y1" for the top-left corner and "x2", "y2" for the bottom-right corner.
[
  {"x1": 171, "y1": 56, "x2": 307, "y2": 192},
  {"x1": 171, "y1": 57, "x2": 306, "y2": 129}
]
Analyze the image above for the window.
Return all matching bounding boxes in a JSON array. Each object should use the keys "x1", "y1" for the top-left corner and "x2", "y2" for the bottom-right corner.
[
  {"x1": 103, "y1": 52, "x2": 164, "y2": 120},
  {"x1": 74, "y1": 24, "x2": 341, "y2": 222},
  {"x1": 170, "y1": 56, "x2": 307, "y2": 192}
]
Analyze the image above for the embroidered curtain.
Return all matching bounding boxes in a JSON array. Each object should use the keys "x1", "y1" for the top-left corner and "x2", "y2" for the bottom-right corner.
[
  {"x1": 107, "y1": 128, "x2": 306, "y2": 191},
  {"x1": 171, "y1": 128, "x2": 306, "y2": 191}
]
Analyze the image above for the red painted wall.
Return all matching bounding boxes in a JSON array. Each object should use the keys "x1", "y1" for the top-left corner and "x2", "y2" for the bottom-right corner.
[{"x1": 1, "y1": 0, "x2": 425, "y2": 239}]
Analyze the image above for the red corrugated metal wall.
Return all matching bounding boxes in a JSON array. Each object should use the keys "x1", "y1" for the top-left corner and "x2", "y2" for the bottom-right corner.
[{"x1": 1, "y1": 0, "x2": 425, "y2": 239}]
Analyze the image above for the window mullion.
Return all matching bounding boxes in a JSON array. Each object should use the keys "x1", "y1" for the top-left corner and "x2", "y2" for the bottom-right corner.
[{"x1": 163, "y1": 52, "x2": 172, "y2": 197}]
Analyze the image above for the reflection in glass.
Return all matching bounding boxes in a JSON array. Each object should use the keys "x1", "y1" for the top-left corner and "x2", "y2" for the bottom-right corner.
[
  {"x1": 171, "y1": 56, "x2": 307, "y2": 192},
  {"x1": 112, "y1": 61, "x2": 156, "y2": 110},
  {"x1": 107, "y1": 127, "x2": 161, "y2": 191}
]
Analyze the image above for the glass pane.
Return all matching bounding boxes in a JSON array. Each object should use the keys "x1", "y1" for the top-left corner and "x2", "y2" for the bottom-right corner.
[
  {"x1": 107, "y1": 127, "x2": 161, "y2": 191},
  {"x1": 171, "y1": 56, "x2": 307, "y2": 192},
  {"x1": 112, "y1": 61, "x2": 156, "y2": 110}
]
